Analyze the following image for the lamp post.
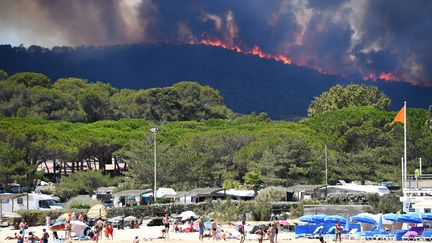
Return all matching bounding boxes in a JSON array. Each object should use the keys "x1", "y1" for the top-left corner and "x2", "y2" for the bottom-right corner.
[{"x1": 150, "y1": 128, "x2": 158, "y2": 202}]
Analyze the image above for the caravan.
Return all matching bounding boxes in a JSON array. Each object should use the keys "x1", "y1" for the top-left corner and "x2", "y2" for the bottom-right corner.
[{"x1": 0, "y1": 193, "x2": 63, "y2": 212}]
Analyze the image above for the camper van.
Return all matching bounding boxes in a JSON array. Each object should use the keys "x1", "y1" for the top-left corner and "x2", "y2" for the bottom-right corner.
[{"x1": 0, "y1": 193, "x2": 63, "y2": 212}]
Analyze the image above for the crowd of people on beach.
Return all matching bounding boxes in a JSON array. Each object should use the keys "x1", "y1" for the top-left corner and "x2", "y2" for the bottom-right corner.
[{"x1": 4, "y1": 211, "x2": 287, "y2": 243}]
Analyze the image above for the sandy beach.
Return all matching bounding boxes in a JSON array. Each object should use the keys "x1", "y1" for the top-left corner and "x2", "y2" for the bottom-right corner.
[{"x1": 0, "y1": 224, "x2": 405, "y2": 243}]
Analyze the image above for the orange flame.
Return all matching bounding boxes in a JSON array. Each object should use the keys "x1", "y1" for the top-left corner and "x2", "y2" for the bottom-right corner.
[
  {"x1": 188, "y1": 37, "x2": 404, "y2": 82},
  {"x1": 188, "y1": 38, "x2": 292, "y2": 65},
  {"x1": 363, "y1": 72, "x2": 401, "y2": 81}
]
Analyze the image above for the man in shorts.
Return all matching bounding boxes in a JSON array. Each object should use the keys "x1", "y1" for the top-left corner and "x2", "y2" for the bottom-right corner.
[{"x1": 199, "y1": 217, "x2": 205, "y2": 241}]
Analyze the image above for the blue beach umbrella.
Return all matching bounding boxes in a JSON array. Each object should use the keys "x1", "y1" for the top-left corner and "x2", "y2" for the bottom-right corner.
[
  {"x1": 312, "y1": 214, "x2": 327, "y2": 224},
  {"x1": 384, "y1": 213, "x2": 399, "y2": 222},
  {"x1": 299, "y1": 214, "x2": 327, "y2": 224},
  {"x1": 377, "y1": 214, "x2": 383, "y2": 232},
  {"x1": 344, "y1": 216, "x2": 350, "y2": 231},
  {"x1": 299, "y1": 215, "x2": 317, "y2": 223},
  {"x1": 352, "y1": 214, "x2": 377, "y2": 225},
  {"x1": 422, "y1": 213, "x2": 432, "y2": 221},
  {"x1": 397, "y1": 213, "x2": 422, "y2": 224},
  {"x1": 324, "y1": 215, "x2": 347, "y2": 224}
]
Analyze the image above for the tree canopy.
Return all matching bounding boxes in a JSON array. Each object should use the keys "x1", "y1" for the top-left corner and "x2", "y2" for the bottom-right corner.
[
  {"x1": 307, "y1": 84, "x2": 391, "y2": 117},
  {"x1": 0, "y1": 75, "x2": 430, "y2": 196},
  {"x1": 0, "y1": 72, "x2": 233, "y2": 123}
]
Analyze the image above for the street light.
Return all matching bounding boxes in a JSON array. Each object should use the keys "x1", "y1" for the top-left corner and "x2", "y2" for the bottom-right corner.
[{"x1": 150, "y1": 128, "x2": 158, "y2": 203}]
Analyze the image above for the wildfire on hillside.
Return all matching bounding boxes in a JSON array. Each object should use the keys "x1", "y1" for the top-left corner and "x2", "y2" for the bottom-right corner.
[
  {"x1": 188, "y1": 37, "x2": 405, "y2": 83},
  {"x1": 363, "y1": 72, "x2": 401, "y2": 81},
  {"x1": 187, "y1": 38, "x2": 292, "y2": 65}
]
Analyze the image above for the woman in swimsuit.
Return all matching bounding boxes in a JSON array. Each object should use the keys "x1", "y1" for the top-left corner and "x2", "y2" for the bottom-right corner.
[
  {"x1": 211, "y1": 219, "x2": 217, "y2": 240},
  {"x1": 255, "y1": 226, "x2": 264, "y2": 243}
]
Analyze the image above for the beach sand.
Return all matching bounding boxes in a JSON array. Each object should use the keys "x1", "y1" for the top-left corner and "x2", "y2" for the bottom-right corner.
[{"x1": 0, "y1": 224, "x2": 401, "y2": 243}]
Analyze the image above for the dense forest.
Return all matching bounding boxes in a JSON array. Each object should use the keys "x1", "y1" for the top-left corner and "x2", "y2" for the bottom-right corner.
[
  {"x1": 1, "y1": 70, "x2": 431, "y2": 198},
  {"x1": 1, "y1": 44, "x2": 431, "y2": 119},
  {"x1": 0, "y1": 71, "x2": 233, "y2": 123}
]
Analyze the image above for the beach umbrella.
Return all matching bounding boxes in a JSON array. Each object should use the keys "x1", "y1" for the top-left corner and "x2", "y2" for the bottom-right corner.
[
  {"x1": 384, "y1": 213, "x2": 399, "y2": 222},
  {"x1": 312, "y1": 214, "x2": 327, "y2": 223},
  {"x1": 299, "y1": 214, "x2": 326, "y2": 224},
  {"x1": 299, "y1": 215, "x2": 316, "y2": 223},
  {"x1": 87, "y1": 204, "x2": 107, "y2": 219},
  {"x1": 422, "y1": 213, "x2": 432, "y2": 221},
  {"x1": 71, "y1": 220, "x2": 88, "y2": 237},
  {"x1": 204, "y1": 221, "x2": 212, "y2": 229},
  {"x1": 179, "y1": 211, "x2": 197, "y2": 221},
  {"x1": 344, "y1": 216, "x2": 350, "y2": 231},
  {"x1": 108, "y1": 216, "x2": 123, "y2": 223},
  {"x1": 352, "y1": 213, "x2": 377, "y2": 225},
  {"x1": 324, "y1": 215, "x2": 347, "y2": 224},
  {"x1": 124, "y1": 216, "x2": 137, "y2": 222},
  {"x1": 50, "y1": 221, "x2": 66, "y2": 231},
  {"x1": 397, "y1": 213, "x2": 422, "y2": 224},
  {"x1": 278, "y1": 219, "x2": 294, "y2": 226},
  {"x1": 1, "y1": 212, "x2": 22, "y2": 219},
  {"x1": 55, "y1": 213, "x2": 70, "y2": 222},
  {"x1": 377, "y1": 214, "x2": 383, "y2": 231}
]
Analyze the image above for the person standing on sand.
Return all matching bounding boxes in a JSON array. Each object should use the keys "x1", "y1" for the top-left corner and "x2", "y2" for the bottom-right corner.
[
  {"x1": 65, "y1": 220, "x2": 72, "y2": 242},
  {"x1": 267, "y1": 223, "x2": 275, "y2": 243},
  {"x1": 163, "y1": 214, "x2": 170, "y2": 239},
  {"x1": 255, "y1": 226, "x2": 264, "y2": 243},
  {"x1": 96, "y1": 217, "x2": 104, "y2": 240},
  {"x1": 19, "y1": 219, "x2": 27, "y2": 231},
  {"x1": 239, "y1": 221, "x2": 246, "y2": 243},
  {"x1": 335, "y1": 221, "x2": 342, "y2": 243},
  {"x1": 211, "y1": 219, "x2": 218, "y2": 240},
  {"x1": 199, "y1": 217, "x2": 205, "y2": 241},
  {"x1": 40, "y1": 228, "x2": 49, "y2": 243},
  {"x1": 274, "y1": 220, "x2": 279, "y2": 243}
]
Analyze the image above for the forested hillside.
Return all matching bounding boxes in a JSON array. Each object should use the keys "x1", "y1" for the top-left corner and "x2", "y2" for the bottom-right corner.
[
  {"x1": 1, "y1": 107, "x2": 430, "y2": 193},
  {"x1": 0, "y1": 71, "x2": 233, "y2": 123},
  {"x1": 1, "y1": 44, "x2": 431, "y2": 119},
  {"x1": 1, "y1": 70, "x2": 431, "y2": 196}
]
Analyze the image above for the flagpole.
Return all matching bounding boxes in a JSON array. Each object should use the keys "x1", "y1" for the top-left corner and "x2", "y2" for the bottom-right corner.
[{"x1": 404, "y1": 101, "x2": 407, "y2": 184}]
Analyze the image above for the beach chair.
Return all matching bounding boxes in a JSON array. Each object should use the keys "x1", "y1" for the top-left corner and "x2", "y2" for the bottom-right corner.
[
  {"x1": 401, "y1": 227, "x2": 424, "y2": 241},
  {"x1": 416, "y1": 229, "x2": 432, "y2": 241},
  {"x1": 306, "y1": 225, "x2": 323, "y2": 239},
  {"x1": 341, "y1": 228, "x2": 359, "y2": 240}
]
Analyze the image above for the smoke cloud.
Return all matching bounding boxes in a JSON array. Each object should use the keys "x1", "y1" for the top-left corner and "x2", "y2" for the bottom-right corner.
[{"x1": 1, "y1": 0, "x2": 431, "y2": 86}]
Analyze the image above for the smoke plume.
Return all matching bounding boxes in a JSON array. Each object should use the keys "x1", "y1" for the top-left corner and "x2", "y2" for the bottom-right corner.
[{"x1": 1, "y1": 0, "x2": 432, "y2": 86}]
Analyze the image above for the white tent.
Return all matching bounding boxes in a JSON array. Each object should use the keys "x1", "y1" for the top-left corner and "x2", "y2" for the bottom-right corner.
[{"x1": 156, "y1": 188, "x2": 177, "y2": 198}]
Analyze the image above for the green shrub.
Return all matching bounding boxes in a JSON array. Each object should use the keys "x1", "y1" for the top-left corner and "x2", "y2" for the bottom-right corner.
[
  {"x1": 252, "y1": 187, "x2": 286, "y2": 220},
  {"x1": 206, "y1": 199, "x2": 255, "y2": 222},
  {"x1": 366, "y1": 193, "x2": 402, "y2": 213},
  {"x1": 54, "y1": 171, "x2": 119, "y2": 200},
  {"x1": 66, "y1": 195, "x2": 101, "y2": 209}
]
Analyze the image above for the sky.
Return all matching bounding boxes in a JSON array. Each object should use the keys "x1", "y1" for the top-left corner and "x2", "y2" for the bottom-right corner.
[{"x1": 1, "y1": 0, "x2": 432, "y2": 86}]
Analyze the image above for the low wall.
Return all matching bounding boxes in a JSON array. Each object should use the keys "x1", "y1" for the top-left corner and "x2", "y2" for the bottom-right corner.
[{"x1": 303, "y1": 204, "x2": 372, "y2": 217}]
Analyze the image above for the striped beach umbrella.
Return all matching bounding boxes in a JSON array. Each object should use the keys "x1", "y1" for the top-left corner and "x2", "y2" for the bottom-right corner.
[{"x1": 1, "y1": 212, "x2": 23, "y2": 219}]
